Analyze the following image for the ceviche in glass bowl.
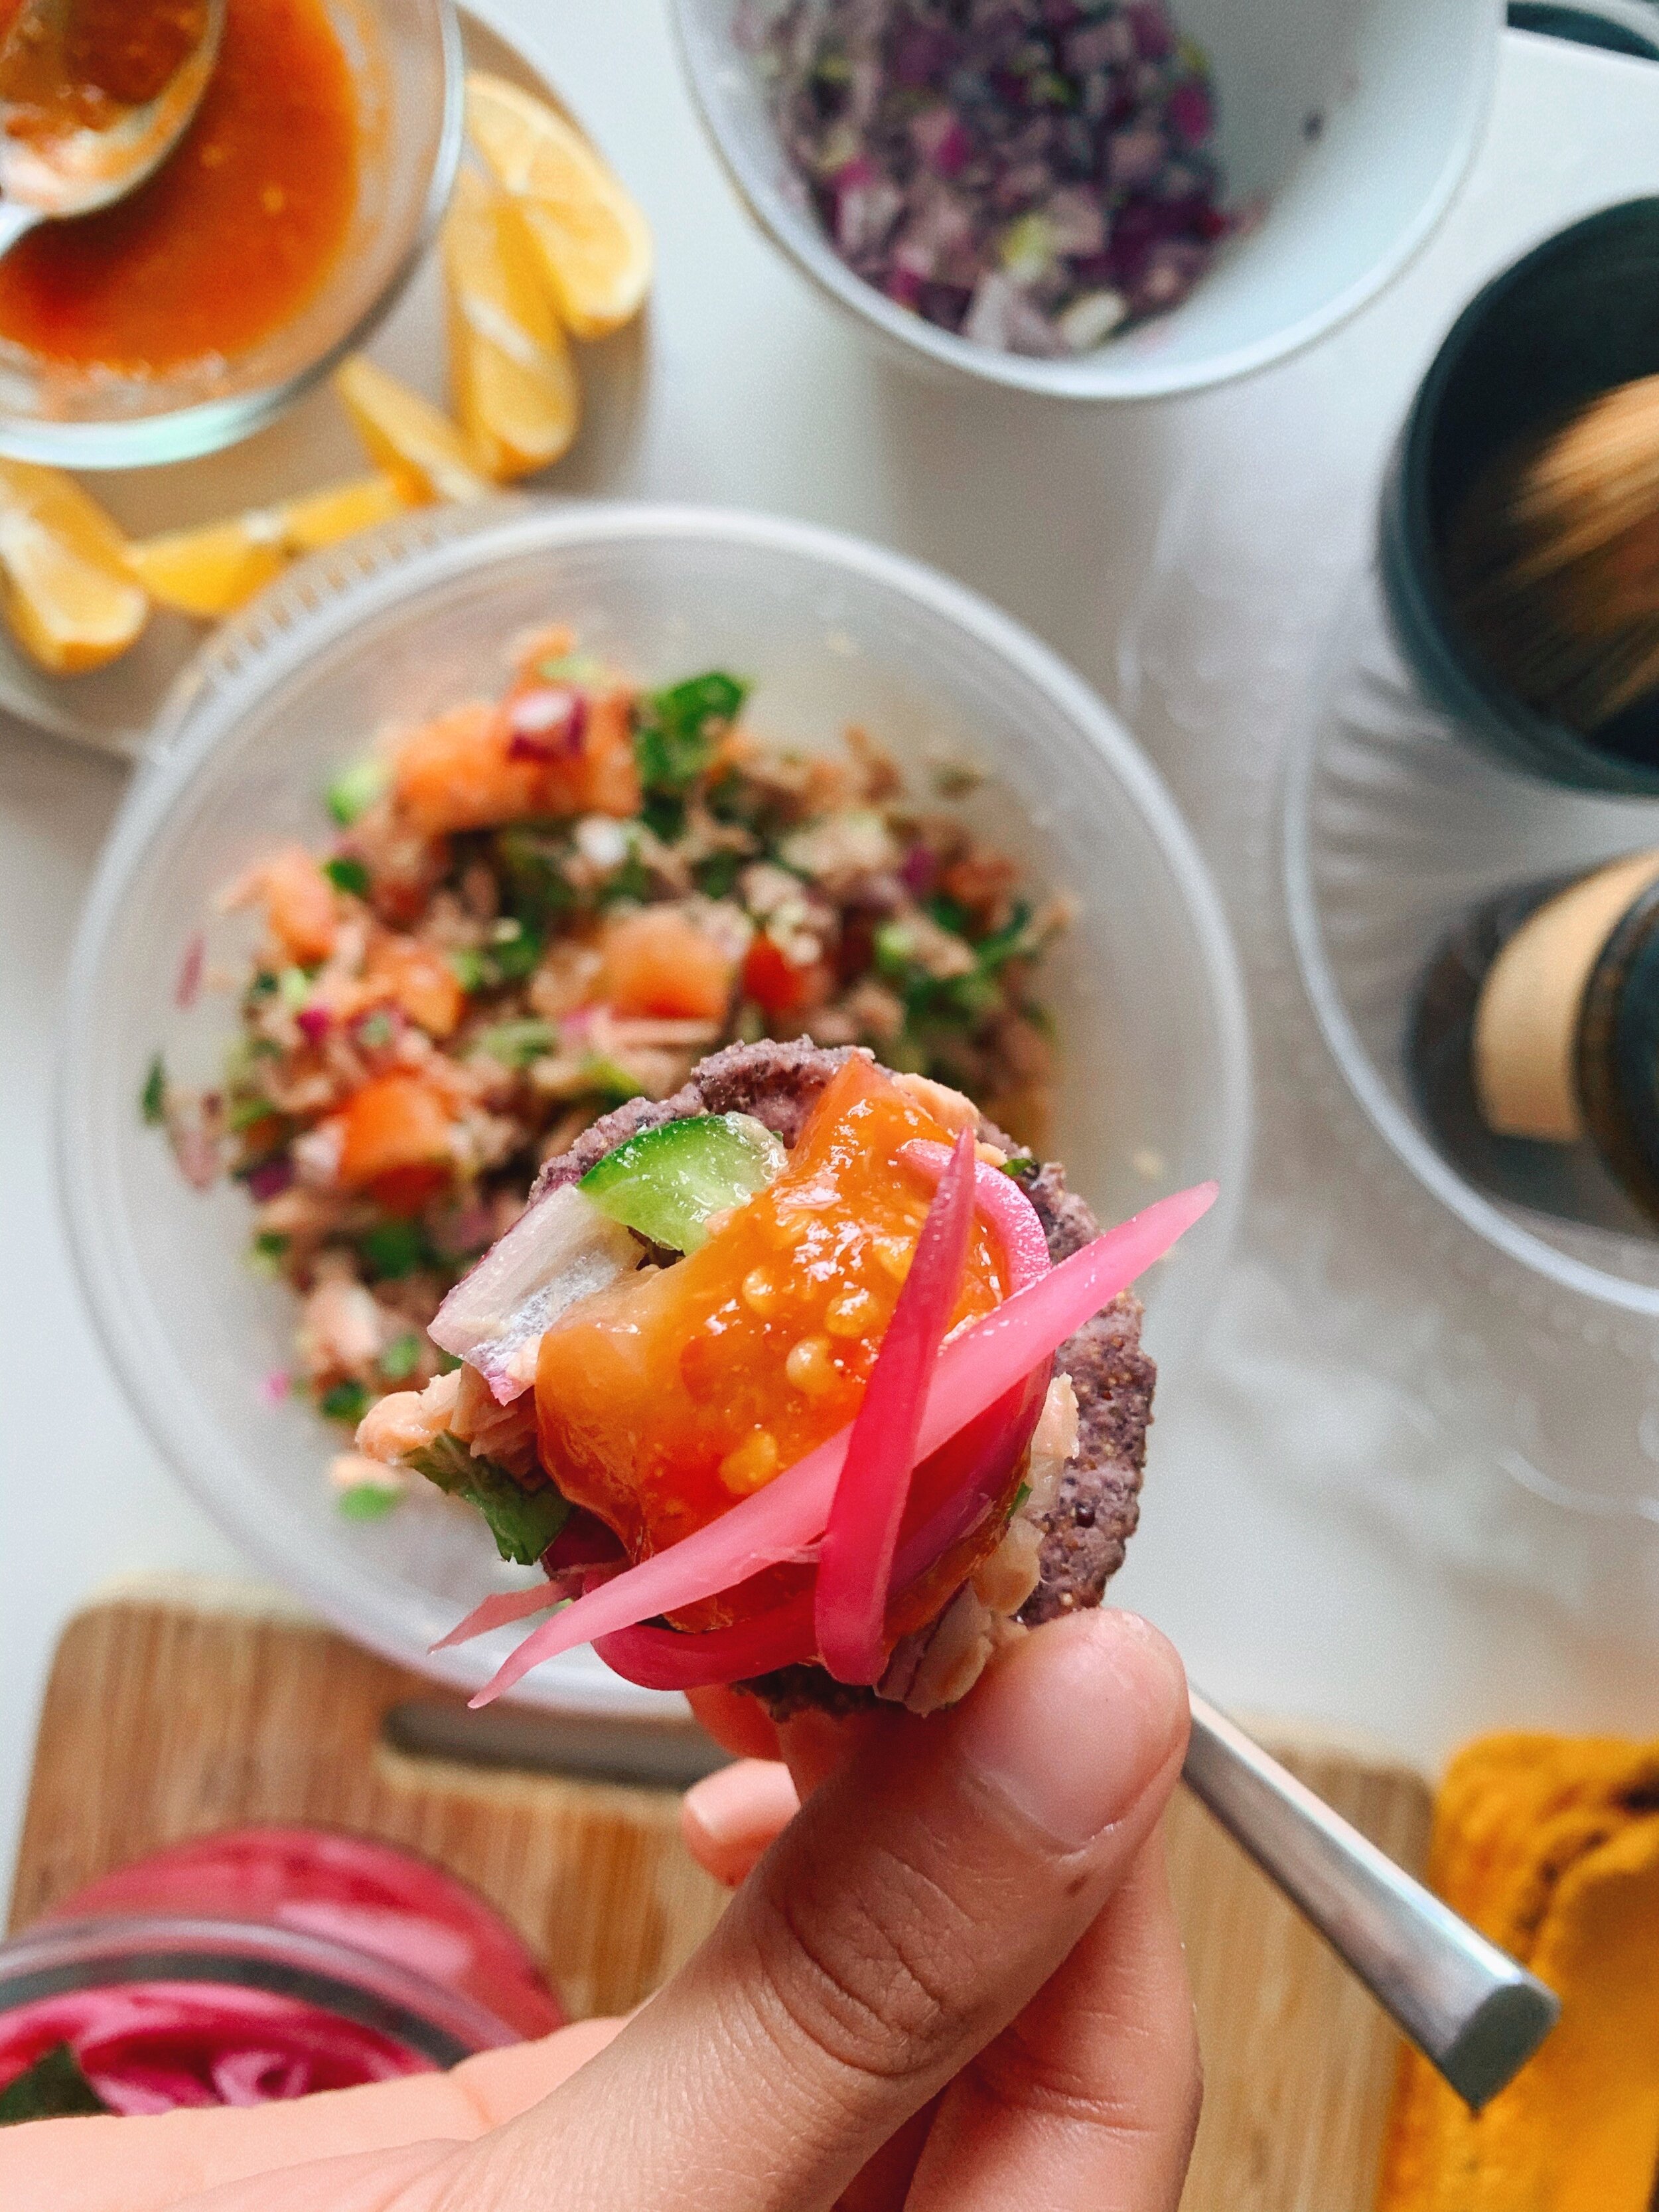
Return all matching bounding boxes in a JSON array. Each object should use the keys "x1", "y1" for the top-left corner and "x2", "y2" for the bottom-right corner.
[{"x1": 60, "y1": 501, "x2": 1248, "y2": 1714}]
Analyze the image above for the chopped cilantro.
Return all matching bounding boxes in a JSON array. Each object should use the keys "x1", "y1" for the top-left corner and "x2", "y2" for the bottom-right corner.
[
  {"x1": 247, "y1": 969, "x2": 279, "y2": 1001},
  {"x1": 323, "y1": 855, "x2": 371, "y2": 897},
  {"x1": 358, "y1": 1219, "x2": 427, "y2": 1279},
  {"x1": 319, "y1": 1380, "x2": 370, "y2": 1426},
  {"x1": 595, "y1": 850, "x2": 653, "y2": 908},
  {"x1": 0, "y1": 2045, "x2": 111, "y2": 2126},
  {"x1": 581, "y1": 1053, "x2": 647, "y2": 1106},
  {"x1": 634, "y1": 670, "x2": 749, "y2": 794},
  {"x1": 435, "y1": 1349, "x2": 463, "y2": 1374},
  {"x1": 405, "y1": 1432, "x2": 572, "y2": 1565},
  {"x1": 495, "y1": 828, "x2": 574, "y2": 929},
  {"x1": 973, "y1": 901, "x2": 1037, "y2": 974},
  {"x1": 448, "y1": 946, "x2": 488, "y2": 995},
  {"x1": 140, "y1": 1053, "x2": 167, "y2": 1126},
  {"x1": 640, "y1": 791, "x2": 685, "y2": 844},
  {"x1": 1012, "y1": 1481, "x2": 1033, "y2": 1513},
  {"x1": 472, "y1": 1017, "x2": 556, "y2": 1069},
  {"x1": 489, "y1": 917, "x2": 541, "y2": 982},
  {"x1": 325, "y1": 757, "x2": 390, "y2": 827},
  {"x1": 250, "y1": 1230, "x2": 290, "y2": 1276},
  {"x1": 693, "y1": 849, "x2": 742, "y2": 899},
  {"x1": 227, "y1": 1093, "x2": 279, "y2": 1132},
  {"x1": 380, "y1": 1331, "x2": 422, "y2": 1381},
  {"x1": 338, "y1": 1483, "x2": 400, "y2": 1521}
]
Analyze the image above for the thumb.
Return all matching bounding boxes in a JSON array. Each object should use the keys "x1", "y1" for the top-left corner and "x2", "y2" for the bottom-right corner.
[{"x1": 454, "y1": 1607, "x2": 1189, "y2": 2212}]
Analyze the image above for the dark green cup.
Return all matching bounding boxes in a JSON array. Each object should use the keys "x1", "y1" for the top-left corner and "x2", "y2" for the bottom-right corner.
[{"x1": 1380, "y1": 196, "x2": 1659, "y2": 796}]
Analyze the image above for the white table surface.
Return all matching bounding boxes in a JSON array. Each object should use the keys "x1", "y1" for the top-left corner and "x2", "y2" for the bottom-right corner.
[{"x1": 8, "y1": 5, "x2": 1659, "y2": 1899}]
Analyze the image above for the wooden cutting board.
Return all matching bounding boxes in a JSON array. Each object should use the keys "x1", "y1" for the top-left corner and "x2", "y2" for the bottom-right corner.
[{"x1": 8, "y1": 1580, "x2": 1430, "y2": 2209}]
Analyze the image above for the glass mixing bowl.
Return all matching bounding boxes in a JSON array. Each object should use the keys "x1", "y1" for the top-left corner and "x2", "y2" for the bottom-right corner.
[
  {"x1": 0, "y1": 0, "x2": 463, "y2": 469},
  {"x1": 58, "y1": 500, "x2": 1251, "y2": 1714}
]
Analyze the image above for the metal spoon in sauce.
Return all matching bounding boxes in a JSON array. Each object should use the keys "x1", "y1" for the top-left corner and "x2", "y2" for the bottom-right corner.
[{"x1": 0, "y1": 0, "x2": 225, "y2": 256}]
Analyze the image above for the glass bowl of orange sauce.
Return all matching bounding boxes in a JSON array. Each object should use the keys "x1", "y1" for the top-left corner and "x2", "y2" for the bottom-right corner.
[{"x1": 0, "y1": 0, "x2": 463, "y2": 467}]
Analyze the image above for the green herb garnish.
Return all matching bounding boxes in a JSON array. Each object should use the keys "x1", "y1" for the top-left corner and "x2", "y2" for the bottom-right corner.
[
  {"x1": 0, "y1": 2045, "x2": 111, "y2": 2126},
  {"x1": 250, "y1": 1230, "x2": 290, "y2": 1276},
  {"x1": 338, "y1": 1483, "x2": 400, "y2": 1522},
  {"x1": 319, "y1": 1380, "x2": 370, "y2": 1426},
  {"x1": 380, "y1": 1331, "x2": 421, "y2": 1381},
  {"x1": 472, "y1": 1017, "x2": 557, "y2": 1070},
  {"x1": 325, "y1": 757, "x2": 390, "y2": 827},
  {"x1": 634, "y1": 670, "x2": 749, "y2": 794},
  {"x1": 358, "y1": 1219, "x2": 427, "y2": 1279},
  {"x1": 405, "y1": 1432, "x2": 572, "y2": 1565},
  {"x1": 323, "y1": 855, "x2": 371, "y2": 898},
  {"x1": 140, "y1": 1053, "x2": 167, "y2": 1126}
]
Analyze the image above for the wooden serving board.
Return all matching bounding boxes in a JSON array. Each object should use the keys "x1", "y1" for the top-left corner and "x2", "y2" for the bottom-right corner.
[{"x1": 9, "y1": 1582, "x2": 1431, "y2": 2208}]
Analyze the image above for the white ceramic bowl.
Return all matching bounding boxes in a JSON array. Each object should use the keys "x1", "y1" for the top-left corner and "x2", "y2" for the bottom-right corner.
[
  {"x1": 60, "y1": 501, "x2": 1250, "y2": 1713},
  {"x1": 672, "y1": 0, "x2": 1503, "y2": 398}
]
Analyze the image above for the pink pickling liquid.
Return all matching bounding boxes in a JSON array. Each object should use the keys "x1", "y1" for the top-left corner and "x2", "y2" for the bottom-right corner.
[{"x1": 0, "y1": 1826, "x2": 564, "y2": 2114}]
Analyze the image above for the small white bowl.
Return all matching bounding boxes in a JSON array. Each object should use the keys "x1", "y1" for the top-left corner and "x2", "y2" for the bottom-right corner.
[
  {"x1": 59, "y1": 501, "x2": 1250, "y2": 1714},
  {"x1": 672, "y1": 0, "x2": 1503, "y2": 399}
]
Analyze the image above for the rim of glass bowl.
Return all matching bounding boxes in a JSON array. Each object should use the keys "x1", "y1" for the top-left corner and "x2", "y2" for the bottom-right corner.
[
  {"x1": 0, "y1": 1914, "x2": 521, "y2": 2063},
  {"x1": 1283, "y1": 599, "x2": 1659, "y2": 1318},
  {"x1": 667, "y1": 0, "x2": 1500, "y2": 402},
  {"x1": 0, "y1": 0, "x2": 466, "y2": 470},
  {"x1": 57, "y1": 498, "x2": 1252, "y2": 1701}
]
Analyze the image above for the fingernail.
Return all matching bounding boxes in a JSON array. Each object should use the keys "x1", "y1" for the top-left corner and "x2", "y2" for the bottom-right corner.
[{"x1": 953, "y1": 1610, "x2": 1187, "y2": 1848}]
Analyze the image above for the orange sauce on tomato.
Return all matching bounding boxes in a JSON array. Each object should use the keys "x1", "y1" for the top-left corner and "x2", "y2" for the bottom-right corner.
[
  {"x1": 0, "y1": 0, "x2": 358, "y2": 374},
  {"x1": 534, "y1": 1059, "x2": 1007, "y2": 1628}
]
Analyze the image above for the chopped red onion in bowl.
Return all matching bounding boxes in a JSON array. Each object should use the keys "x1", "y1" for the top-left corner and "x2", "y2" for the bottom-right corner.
[{"x1": 747, "y1": 0, "x2": 1229, "y2": 356}]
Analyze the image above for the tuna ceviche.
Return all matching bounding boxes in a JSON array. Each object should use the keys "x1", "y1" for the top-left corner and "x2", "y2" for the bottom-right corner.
[
  {"x1": 353, "y1": 1037, "x2": 1214, "y2": 1713},
  {"x1": 145, "y1": 625, "x2": 1070, "y2": 1521},
  {"x1": 748, "y1": 0, "x2": 1230, "y2": 355}
]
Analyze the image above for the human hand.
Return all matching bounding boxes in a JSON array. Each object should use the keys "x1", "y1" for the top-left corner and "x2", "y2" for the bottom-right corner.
[{"x1": 0, "y1": 1607, "x2": 1198, "y2": 2212}]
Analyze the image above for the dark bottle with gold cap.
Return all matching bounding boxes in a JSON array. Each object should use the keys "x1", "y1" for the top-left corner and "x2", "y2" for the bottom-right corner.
[{"x1": 1411, "y1": 848, "x2": 1659, "y2": 1233}]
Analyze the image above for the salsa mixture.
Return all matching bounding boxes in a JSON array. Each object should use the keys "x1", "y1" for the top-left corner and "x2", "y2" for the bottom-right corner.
[
  {"x1": 0, "y1": 0, "x2": 358, "y2": 374},
  {"x1": 148, "y1": 626, "x2": 1067, "y2": 1512}
]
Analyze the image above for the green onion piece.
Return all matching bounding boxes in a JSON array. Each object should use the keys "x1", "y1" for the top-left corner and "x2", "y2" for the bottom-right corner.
[
  {"x1": 338, "y1": 1483, "x2": 400, "y2": 1521},
  {"x1": 139, "y1": 1053, "x2": 167, "y2": 1126},
  {"x1": 325, "y1": 757, "x2": 390, "y2": 828},
  {"x1": 447, "y1": 947, "x2": 488, "y2": 995},
  {"x1": 471, "y1": 1017, "x2": 557, "y2": 1069}
]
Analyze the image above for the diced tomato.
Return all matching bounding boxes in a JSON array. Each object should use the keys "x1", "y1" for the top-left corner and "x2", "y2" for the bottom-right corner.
[
  {"x1": 741, "y1": 934, "x2": 833, "y2": 1020},
  {"x1": 579, "y1": 687, "x2": 643, "y2": 818},
  {"x1": 362, "y1": 934, "x2": 464, "y2": 1039},
  {"x1": 534, "y1": 1057, "x2": 1007, "y2": 1629},
  {"x1": 602, "y1": 907, "x2": 737, "y2": 1021},
  {"x1": 392, "y1": 686, "x2": 642, "y2": 838},
  {"x1": 336, "y1": 1073, "x2": 454, "y2": 1213},
  {"x1": 261, "y1": 845, "x2": 338, "y2": 966}
]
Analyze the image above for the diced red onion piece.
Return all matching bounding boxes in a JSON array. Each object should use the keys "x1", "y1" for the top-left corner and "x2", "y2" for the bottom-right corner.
[
  {"x1": 465, "y1": 1181, "x2": 1216, "y2": 1704},
  {"x1": 506, "y1": 686, "x2": 587, "y2": 763},
  {"x1": 816, "y1": 1130, "x2": 975, "y2": 1685}
]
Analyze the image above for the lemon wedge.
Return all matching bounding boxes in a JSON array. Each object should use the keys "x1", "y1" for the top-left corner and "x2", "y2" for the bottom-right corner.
[
  {"x1": 333, "y1": 356, "x2": 492, "y2": 504},
  {"x1": 281, "y1": 473, "x2": 413, "y2": 552},
  {"x1": 444, "y1": 165, "x2": 581, "y2": 481},
  {"x1": 465, "y1": 73, "x2": 653, "y2": 342},
  {"x1": 127, "y1": 475, "x2": 415, "y2": 618},
  {"x1": 0, "y1": 461, "x2": 148, "y2": 674},
  {"x1": 127, "y1": 514, "x2": 288, "y2": 618}
]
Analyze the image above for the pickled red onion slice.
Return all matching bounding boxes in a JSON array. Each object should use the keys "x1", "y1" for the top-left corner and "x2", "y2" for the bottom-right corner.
[
  {"x1": 898, "y1": 1141, "x2": 1052, "y2": 1290},
  {"x1": 467, "y1": 1180, "x2": 1217, "y2": 1705},
  {"x1": 816, "y1": 1130, "x2": 975, "y2": 1685},
  {"x1": 595, "y1": 1591, "x2": 818, "y2": 1690}
]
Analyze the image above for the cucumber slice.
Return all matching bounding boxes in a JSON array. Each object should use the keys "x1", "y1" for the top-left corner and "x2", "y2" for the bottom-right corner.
[{"x1": 579, "y1": 1112, "x2": 786, "y2": 1254}]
